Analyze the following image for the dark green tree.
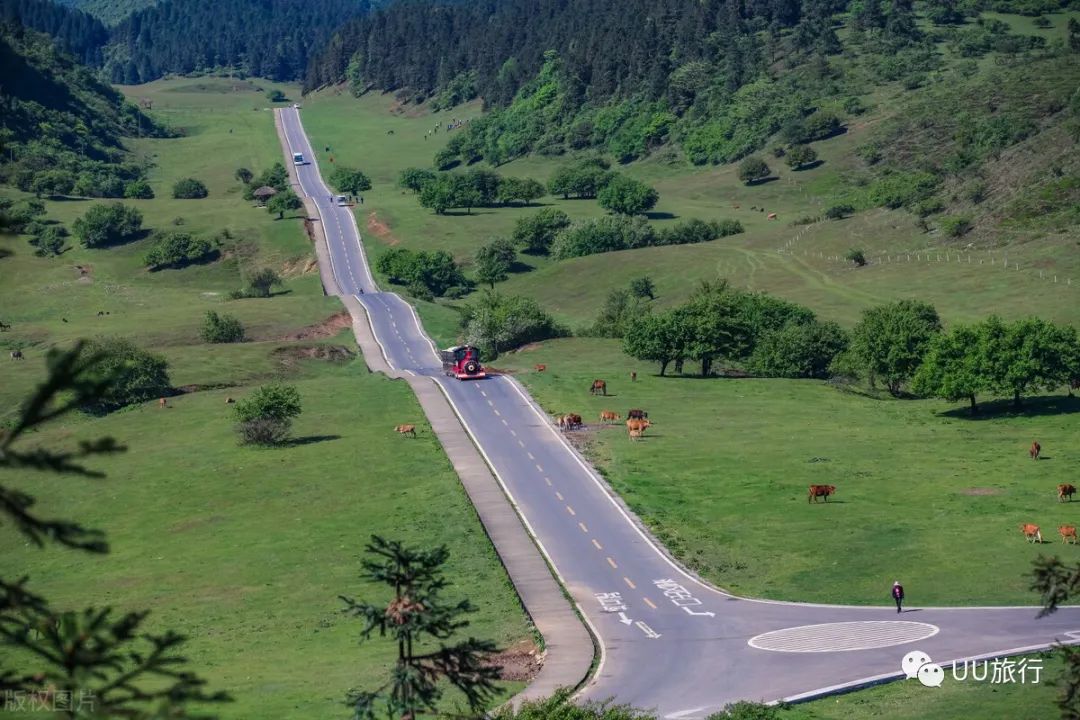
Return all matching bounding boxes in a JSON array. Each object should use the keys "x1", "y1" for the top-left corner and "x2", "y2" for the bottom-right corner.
[
  {"x1": 737, "y1": 156, "x2": 771, "y2": 184},
  {"x1": 512, "y1": 208, "x2": 571, "y2": 254},
  {"x1": 912, "y1": 323, "x2": 989, "y2": 413},
  {"x1": 246, "y1": 268, "x2": 282, "y2": 298},
  {"x1": 623, "y1": 310, "x2": 692, "y2": 376},
  {"x1": 398, "y1": 167, "x2": 437, "y2": 193},
  {"x1": 331, "y1": 166, "x2": 373, "y2": 195},
  {"x1": 597, "y1": 175, "x2": 660, "y2": 215},
  {"x1": 340, "y1": 536, "x2": 501, "y2": 720},
  {"x1": 172, "y1": 178, "x2": 209, "y2": 199},
  {"x1": 29, "y1": 225, "x2": 67, "y2": 257},
  {"x1": 981, "y1": 316, "x2": 1077, "y2": 409},
  {"x1": 144, "y1": 231, "x2": 214, "y2": 270},
  {"x1": 474, "y1": 239, "x2": 516, "y2": 288},
  {"x1": 748, "y1": 320, "x2": 849, "y2": 379},
  {"x1": 123, "y1": 179, "x2": 154, "y2": 199},
  {"x1": 79, "y1": 337, "x2": 171, "y2": 413},
  {"x1": 629, "y1": 276, "x2": 656, "y2": 299},
  {"x1": 267, "y1": 190, "x2": 303, "y2": 220},
  {"x1": 849, "y1": 299, "x2": 942, "y2": 396},
  {"x1": 234, "y1": 383, "x2": 302, "y2": 445},
  {"x1": 201, "y1": 310, "x2": 246, "y2": 343},
  {"x1": 785, "y1": 144, "x2": 818, "y2": 169},
  {"x1": 72, "y1": 203, "x2": 143, "y2": 248},
  {"x1": 235, "y1": 168, "x2": 254, "y2": 184}
]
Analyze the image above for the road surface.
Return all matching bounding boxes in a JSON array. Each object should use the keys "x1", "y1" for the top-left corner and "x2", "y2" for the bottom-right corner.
[{"x1": 277, "y1": 107, "x2": 1080, "y2": 717}]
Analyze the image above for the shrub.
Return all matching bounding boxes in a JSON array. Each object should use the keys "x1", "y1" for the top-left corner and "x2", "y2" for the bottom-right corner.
[
  {"x1": 462, "y1": 292, "x2": 567, "y2": 357},
  {"x1": 266, "y1": 89, "x2": 286, "y2": 103},
  {"x1": 785, "y1": 144, "x2": 818, "y2": 169},
  {"x1": 629, "y1": 276, "x2": 656, "y2": 299},
  {"x1": 172, "y1": 178, "x2": 208, "y2": 199},
  {"x1": 82, "y1": 337, "x2": 171, "y2": 413},
  {"x1": 551, "y1": 215, "x2": 655, "y2": 260},
  {"x1": 72, "y1": 203, "x2": 143, "y2": 248},
  {"x1": 375, "y1": 248, "x2": 467, "y2": 297},
  {"x1": 267, "y1": 190, "x2": 302, "y2": 219},
  {"x1": 30, "y1": 170, "x2": 76, "y2": 197},
  {"x1": 144, "y1": 232, "x2": 214, "y2": 269},
  {"x1": 234, "y1": 384, "x2": 302, "y2": 445},
  {"x1": 597, "y1": 175, "x2": 659, "y2": 215},
  {"x1": 235, "y1": 168, "x2": 254, "y2": 184},
  {"x1": 867, "y1": 171, "x2": 939, "y2": 209},
  {"x1": 748, "y1": 321, "x2": 849, "y2": 379},
  {"x1": 855, "y1": 143, "x2": 882, "y2": 165},
  {"x1": 29, "y1": 225, "x2": 67, "y2": 257},
  {"x1": 655, "y1": 218, "x2": 743, "y2": 246},
  {"x1": 913, "y1": 197, "x2": 945, "y2": 217},
  {"x1": 247, "y1": 268, "x2": 282, "y2": 298},
  {"x1": 398, "y1": 167, "x2": 437, "y2": 192},
  {"x1": 512, "y1": 208, "x2": 571, "y2": 254},
  {"x1": 201, "y1": 311, "x2": 245, "y2": 343},
  {"x1": 737, "y1": 156, "x2": 771, "y2": 184},
  {"x1": 123, "y1": 180, "x2": 154, "y2": 199},
  {"x1": 330, "y1": 166, "x2": 372, "y2": 195},
  {"x1": 823, "y1": 204, "x2": 854, "y2": 219},
  {"x1": 939, "y1": 215, "x2": 973, "y2": 237},
  {"x1": 846, "y1": 248, "x2": 867, "y2": 266}
]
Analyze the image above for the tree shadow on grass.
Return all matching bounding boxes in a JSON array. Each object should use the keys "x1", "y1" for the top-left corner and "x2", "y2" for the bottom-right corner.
[
  {"x1": 792, "y1": 159, "x2": 825, "y2": 172},
  {"x1": 279, "y1": 434, "x2": 342, "y2": 447},
  {"x1": 745, "y1": 176, "x2": 779, "y2": 186},
  {"x1": 940, "y1": 394, "x2": 1080, "y2": 420},
  {"x1": 645, "y1": 211, "x2": 679, "y2": 220},
  {"x1": 510, "y1": 260, "x2": 535, "y2": 274}
]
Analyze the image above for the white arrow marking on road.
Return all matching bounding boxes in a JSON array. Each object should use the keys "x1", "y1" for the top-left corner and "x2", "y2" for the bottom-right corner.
[
  {"x1": 618, "y1": 612, "x2": 633, "y2": 625},
  {"x1": 682, "y1": 607, "x2": 715, "y2": 617},
  {"x1": 664, "y1": 707, "x2": 709, "y2": 720},
  {"x1": 635, "y1": 621, "x2": 661, "y2": 639}
]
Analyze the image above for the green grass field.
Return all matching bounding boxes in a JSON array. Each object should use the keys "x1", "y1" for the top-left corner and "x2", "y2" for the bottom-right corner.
[
  {"x1": 787, "y1": 651, "x2": 1063, "y2": 720},
  {"x1": 0, "y1": 77, "x2": 531, "y2": 718},
  {"x1": 498, "y1": 339, "x2": 1079, "y2": 605}
]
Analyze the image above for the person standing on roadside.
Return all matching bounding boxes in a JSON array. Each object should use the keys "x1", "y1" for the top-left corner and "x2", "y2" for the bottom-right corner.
[{"x1": 892, "y1": 581, "x2": 905, "y2": 613}]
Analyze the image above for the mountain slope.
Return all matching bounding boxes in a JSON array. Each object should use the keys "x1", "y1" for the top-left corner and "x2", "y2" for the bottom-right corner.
[
  {"x1": 0, "y1": 0, "x2": 107, "y2": 64},
  {"x1": 54, "y1": 0, "x2": 158, "y2": 26}
]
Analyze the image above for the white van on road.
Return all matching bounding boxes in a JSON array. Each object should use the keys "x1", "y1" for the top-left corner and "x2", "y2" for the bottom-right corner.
[{"x1": 292, "y1": 152, "x2": 305, "y2": 165}]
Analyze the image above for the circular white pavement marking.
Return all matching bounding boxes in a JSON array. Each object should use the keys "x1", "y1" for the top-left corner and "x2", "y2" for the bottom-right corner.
[{"x1": 748, "y1": 621, "x2": 939, "y2": 652}]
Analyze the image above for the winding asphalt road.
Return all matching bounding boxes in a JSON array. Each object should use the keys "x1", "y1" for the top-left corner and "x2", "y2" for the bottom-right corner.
[{"x1": 278, "y1": 107, "x2": 1080, "y2": 716}]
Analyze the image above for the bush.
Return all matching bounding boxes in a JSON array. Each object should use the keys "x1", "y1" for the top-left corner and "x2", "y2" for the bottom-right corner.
[
  {"x1": 710, "y1": 701, "x2": 783, "y2": 720},
  {"x1": 913, "y1": 197, "x2": 945, "y2": 217},
  {"x1": 512, "y1": 208, "x2": 571, "y2": 254},
  {"x1": 0, "y1": 198, "x2": 45, "y2": 233},
  {"x1": 144, "y1": 232, "x2": 214, "y2": 270},
  {"x1": 30, "y1": 170, "x2": 76, "y2": 197},
  {"x1": 784, "y1": 144, "x2": 818, "y2": 169},
  {"x1": 235, "y1": 168, "x2": 254, "y2": 184},
  {"x1": 266, "y1": 89, "x2": 286, "y2": 103},
  {"x1": 82, "y1": 337, "x2": 171, "y2": 413},
  {"x1": 29, "y1": 225, "x2": 67, "y2": 257},
  {"x1": 235, "y1": 384, "x2": 302, "y2": 445},
  {"x1": 629, "y1": 276, "x2": 656, "y2": 299},
  {"x1": 474, "y1": 238, "x2": 516, "y2": 288},
  {"x1": 748, "y1": 320, "x2": 849, "y2": 379},
  {"x1": 589, "y1": 288, "x2": 651, "y2": 338},
  {"x1": 462, "y1": 292, "x2": 567, "y2": 357},
  {"x1": 597, "y1": 175, "x2": 659, "y2": 215},
  {"x1": 172, "y1": 178, "x2": 208, "y2": 199},
  {"x1": 655, "y1": 218, "x2": 743, "y2": 246},
  {"x1": 867, "y1": 171, "x2": 939, "y2": 209},
  {"x1": 855, "y1": 143, "x2": 882, "y2": 165},
  {"x1": 267, "y1": 190, "x2": 303, "y2": 219},
  {"x1": 939, "y1": 215, "x2": 973, "y2": 237},
  {"x1": 72, "y1": 203, "x2": 143, "y2": 248},
  {"x1": 551, "y1": 215, "x2": 655, "y2": 260},
  {"x1": 247, "y1": 268, "x2": 282, "y2": 298},
  {"x1": 123, "y1": 180, "x2": 154, "y2": 199},
  {"x1": 846, "y1": 248, "x2": 867, "y2": 266},
  {"x1": 737, "y1": 156, "x2": 771, "y2": 184},
  {"x1": 330, "y1": 166, "x2": 372, "y2": 195},
  {"x1": 398, "y1": 167, "x2": 436, "y2": 192},
  {"x1": 201, "y1": 310, "x2": 245, "y2": 343},
  {"x1": 375, "y1": 248, "x2": 467, "y2": 297},
  {"x1": 823, "y1": 204, "x2": 854, "y2": 219}
]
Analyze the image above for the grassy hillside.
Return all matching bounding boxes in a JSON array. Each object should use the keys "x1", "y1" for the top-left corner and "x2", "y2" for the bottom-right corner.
[{"x1": 0, "y1": 77, "x2": 532, "y2": 718}]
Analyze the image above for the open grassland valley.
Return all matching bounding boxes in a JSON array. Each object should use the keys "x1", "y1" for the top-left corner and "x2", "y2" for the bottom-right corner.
[{"x1": 2, "y1": 0, "x2": 1080, "y2": 718}]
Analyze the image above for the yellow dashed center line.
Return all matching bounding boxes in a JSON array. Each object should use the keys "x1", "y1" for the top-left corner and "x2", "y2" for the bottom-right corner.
[
  {"x1": 643, "y1": 598, "x2": 657, "y2": 609},
  {"x1": 623, "y1": 577, "x2": 636, "y2": 590},
  {"x1": 592, "y1": 538, "x2": 602, "y2": 550},
  {"x1": 606, "y1": 556, "x2": 617, "y2": 569}
]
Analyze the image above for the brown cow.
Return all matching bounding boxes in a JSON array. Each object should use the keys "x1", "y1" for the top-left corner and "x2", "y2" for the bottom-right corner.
[
  {"x1": 1030, "y1": 441, "x2": 1041, "y2": 460},
  {"x1": 626, "y1": 418, "x2": 651, "y2": 434},
  {"x1": 558, "y1": 414, "x2": 582, "y2": 431},
  {"x1": 1060, "y1": 525, "x2": 1078, "y2": 545},
  {"x1": 808, "y1": 484, "x2": 836, "y2": 503},
  {"x1": 627, "y1": 408, "x2": 648, "y2": 420},
  {"x1": 158, "y1": 398, "x2": 167, "y2": 409},
  {"x1": 568, "y1": 413, "x2": 582, "y2": 429},
  {"x1": 590, "y1": 379, "x2": 607, "y2": 396},
  {"x1": 628, "y1": 429, "x2": 643, "y2": 442},
  {"x1": 1021, "y1": 523, "x2": 1043, "y2": 543},
  {"x1": 599, "y1": 410, "x2": 620, "y2": 423},
  {"x1": 534, "y1": 364, "x2": 547, "y2": 372},
  {"x1": 630, "y1": 371, "x2": 637, "y2": 382},
  {"x1": 395, "y1": 424, "x2": 417, "y2": 438},
  {"x1": 1059, "y1": 484, "x2": 1077, "y2": 503}
]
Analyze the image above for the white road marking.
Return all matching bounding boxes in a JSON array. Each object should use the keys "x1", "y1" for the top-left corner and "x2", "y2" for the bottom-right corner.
[
  {"x1": 527, "y1": 452, "x2": 535, "y2": 460},
  {"x1": 617, "y1": 612, "x2": 633, "y2": 625},
  {"x1": 555, "y1": 492, "x2": 564, "y2": 501},
  {"x1": 635, "y1": 621, "x2": 661, "y2": 639},
  {"x1": 592, "y1": 539, "x2": 602, "y2": 550},
  {"x1": 665, "y1": 707, "x2": 709, "y2": 719},
  {"x1": 623, "y1": 577, "x2": 636, "y2": 590}
]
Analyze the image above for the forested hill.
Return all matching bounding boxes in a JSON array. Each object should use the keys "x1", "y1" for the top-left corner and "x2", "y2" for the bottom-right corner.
[
  {"x1": 54, "y1": 0, "x2": 158, "y2": 26},
  {"x1": 0, "y1": 24, "x2": 165, "y2": 195},
  {"x1": 1, "y1": 0, "x2": 107, "y2": 65},
  {"x1": 1, "y1": 0, "x2": 374, "y2": 84}
]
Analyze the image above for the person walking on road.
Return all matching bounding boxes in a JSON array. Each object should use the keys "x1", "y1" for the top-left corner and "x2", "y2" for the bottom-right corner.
[{"x1": 892, "y1": 581, "x2": 905, "y2": 613}]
